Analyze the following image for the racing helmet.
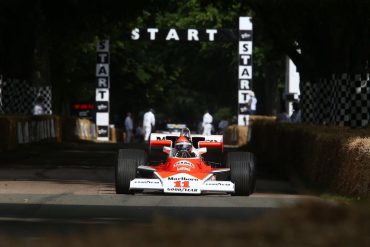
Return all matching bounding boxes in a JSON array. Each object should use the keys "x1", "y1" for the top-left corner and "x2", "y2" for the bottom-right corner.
[
  {"x1": 175, "y1": 135, "x2": 192, "y2": 153},
  {"x1": 180, "y1": 128, "x2": 191, "y2": 141}
]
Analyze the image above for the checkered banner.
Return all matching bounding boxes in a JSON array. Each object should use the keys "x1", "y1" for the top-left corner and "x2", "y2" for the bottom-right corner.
[
  {"x1": 238, "y1": 17, "x2": 253, "y2": 126},
  {"x1": 0, "y1": 76, "x2": 3, "y2": 113},
  {"x1": 96, "y1": 40, "x2": 110, "y2": 141},
  {"x1": 0, "y1": 78, "x2": 52, "y2": 115},
  {"x1": 301, "y1": 73, "x2": 370, "y2": 128}
]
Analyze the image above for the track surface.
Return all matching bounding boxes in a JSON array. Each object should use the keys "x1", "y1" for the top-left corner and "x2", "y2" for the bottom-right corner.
[{"x1": 0, "y1": 142, "x2": 319, "y2": 235}]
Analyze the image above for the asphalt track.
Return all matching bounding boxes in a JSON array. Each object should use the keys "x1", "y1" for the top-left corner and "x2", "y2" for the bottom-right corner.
[{"x1": 0, "y1": 142, "x2": 319, "y2": 235}]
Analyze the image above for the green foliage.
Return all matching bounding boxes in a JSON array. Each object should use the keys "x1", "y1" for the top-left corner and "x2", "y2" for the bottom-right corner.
[
  {"x1": 0, "y1": 0, "x2": 287, "y2": 123},
  {"x1": 248, "y1": 0, "x2": 370, "y2": 79},
  {"x1": 213, "y1": 107, "x2": 233, "y2": 122},
  {"x1": 108, "y1": 0, "x2": 254, "y2": 124}
]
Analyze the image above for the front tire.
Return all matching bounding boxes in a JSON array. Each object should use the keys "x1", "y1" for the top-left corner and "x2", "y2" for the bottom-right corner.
[
  {"x1": 115, "y1": 149, "x2": 147, "y2": 194},
  {"x1": 227, "y1": 152, "x2": 256, "y2": 196}
]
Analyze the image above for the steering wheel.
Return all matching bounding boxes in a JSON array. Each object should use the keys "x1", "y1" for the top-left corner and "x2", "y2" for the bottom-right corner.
[{"x1": 175, "y1": 150, "x2": 192, "y2": 158}]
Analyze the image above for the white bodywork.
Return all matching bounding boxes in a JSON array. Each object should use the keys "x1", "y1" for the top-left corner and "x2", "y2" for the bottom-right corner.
[
  {"x1": 150, "y1": 133, "x2": 223, "y2": 144},
  {"x1": 130, "y1": 171, "x2": 234, "y2": 194}
]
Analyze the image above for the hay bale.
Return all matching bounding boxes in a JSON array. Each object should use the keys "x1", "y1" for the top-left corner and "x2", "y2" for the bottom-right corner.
[
  {"x1": 248, "y1": 121, "x2": 370, "y2": 197},
  {"x1": 0, "y1": 117, "x2": 15, "y2": 150},
  {"x1": 224, "y1": 116, "x2": 276, "y2": 146}
]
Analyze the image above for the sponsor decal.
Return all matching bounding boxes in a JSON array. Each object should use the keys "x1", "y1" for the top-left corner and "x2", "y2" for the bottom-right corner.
[
  {"x1": 98, "y1": 128, "x2": 108, "y2": 135},
  {"x1": 173, "y1": 160, "x2": 194, "y2": 172},
  {"x1": 177, "y1": 167, "x2": 190, "y2": 171},
  {"x1": 239, "y1": 104, "x2": 249, "y2": 114},
  {"x1": 205, "y1": 182, "x2": 232, "y2": 186},
  {"x1": 240, "y1": 31, "x2": 251, "y2": 40},
  {"x1": 167, "y1": 176, "x2": 198, "y2": 181},
  {"x1": 163, "y1": 174, "x2": 202, "y2": 193},
  {"x1": 133, "y1": 180, "x2": 160, "y2": 184},
  {"x1": 166, "y1": 188, "x2": 199, "y2": 193},
  {"x1": 97, "y1": 103, "x2": 108, "y2": 111}
]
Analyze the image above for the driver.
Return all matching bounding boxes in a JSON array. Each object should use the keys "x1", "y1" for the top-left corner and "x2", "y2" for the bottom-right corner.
[
  {"x1": 174, "y1": 135, "x2": 195, "y2": 158},
  {"x1": 180, "y1": 127, "x2": 191, "y2": 140}
]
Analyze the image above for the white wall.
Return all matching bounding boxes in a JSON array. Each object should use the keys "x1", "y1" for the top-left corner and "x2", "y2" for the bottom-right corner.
[{"x1": 285, "y1": 57, "x2": 300, "y2": 115}]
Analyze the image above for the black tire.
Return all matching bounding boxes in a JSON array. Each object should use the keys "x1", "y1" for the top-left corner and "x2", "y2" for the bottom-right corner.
[
  {"x1": 227, "y1": 152, "x2": 256, "y2": 196},
  {"x1": 115, "y1": 149, "x2": 147, "y2": 194},
  {"x1": 249, "y1": 154, "x2": 257, "y2": 193}
]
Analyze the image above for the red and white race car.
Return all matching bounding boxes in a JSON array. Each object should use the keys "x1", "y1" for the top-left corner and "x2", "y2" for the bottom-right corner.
[{"x1": 115, "y1": 128, "x2": 256, "y2": 196}]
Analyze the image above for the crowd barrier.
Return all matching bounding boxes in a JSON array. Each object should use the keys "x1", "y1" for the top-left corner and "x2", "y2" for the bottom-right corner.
[
  {"x1": 0, "y1": 115, "x2": 62, "y2": 150},
  {"x1": 110, "y1": 127, "x2": 124, "y2": 143},
  {"x1": 61, "y1": 117, "x2": 97, "y2": 141},
  {"x1": 0, "y1": 115, "x2": 135, "y2": 151},
  {"x1": 0, "y1": 116, "x2": 101, "y2": 150},
  {"x1": 0, "y1": 115, "x2": 134, "y2": 151}
]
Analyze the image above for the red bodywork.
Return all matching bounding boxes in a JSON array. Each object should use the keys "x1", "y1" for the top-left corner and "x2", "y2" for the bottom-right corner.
[
  {"x1": 148, "y1": 135, "x2": 225, "y2": 180},
  {"x1": 150, "y1": 157, "x2": 214, "y2": 180},
  {"x1": 128, "y1": 133, "x2": 233, "y2": 194}
]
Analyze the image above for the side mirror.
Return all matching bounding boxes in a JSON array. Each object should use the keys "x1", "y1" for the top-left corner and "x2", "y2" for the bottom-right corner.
[
  {"x1": 163, "y1": 146, "x2": 172, "y2": 154},
  {"x1": 198, "y1": 147, "x2": 207, "y2": 155}
]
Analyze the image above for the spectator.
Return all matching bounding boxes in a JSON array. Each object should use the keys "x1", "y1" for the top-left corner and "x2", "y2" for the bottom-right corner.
[
  {"x1": 202, "y1": 110, "x2": 213, "y2": 135},
  {"x1": 276, "y1": 112, "x2": 291, "y2": 123},
  {"x1": 248, "y1": 91, "x2": 257, "y2": 115},
  {"x1": 135, "y1": 124, "x2": 145, "y2": 143},
  {"x1": 290, "y1": 101, "x2": 301, "y2": 123},
  {"x1": 124, "y1": 112, "x2": 134, "y2": 143},
  {"x1": 33, "y1": 96, "x2": 44, "y2": 115},
  {"x1": 218, "y1": 119, "x2": 229, "y2": 135},
  {"x1": 276, "y1": 103, "x2": 291, "y2": 123},
  {"x1": 143, "y1": 108, "x2": 155, "y2": 141},
  {"x1": 197, "y1": 121, "x2": 203, "y2": 134}
]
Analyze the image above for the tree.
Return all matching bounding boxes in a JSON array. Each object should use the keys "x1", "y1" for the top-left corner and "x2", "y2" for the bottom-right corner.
[
  {"x1": 110, "y1": 0, "x2": 286, "y2": 124},
  {"x1": 0, "y1": 0, "x2": 288, "y2": 121},
  {"x1": 247, "y1": 0, "x2": 370, "y2": 80}
]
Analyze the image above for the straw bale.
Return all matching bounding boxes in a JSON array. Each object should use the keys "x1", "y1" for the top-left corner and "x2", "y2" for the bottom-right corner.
[
  {"x1": 0, "y1": 116, "x2": 17, "y2": 150},
  {"x1": 224, "y1": 125, "x2": 249, "y2": 146},
  {"x1": 248, "y1": 120, "x2": 370, "y2": 197},
  {"x1": 0, "y1": 117, "x2": 11, "y2": 150},
  {"x1": 339, "y1": 138, "x2": 370, "y2": 196}
]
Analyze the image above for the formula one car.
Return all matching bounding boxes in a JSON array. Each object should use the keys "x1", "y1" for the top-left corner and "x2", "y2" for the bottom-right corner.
[{"x1": 115, "y1": 128, "x2": 256, "y2": 196}]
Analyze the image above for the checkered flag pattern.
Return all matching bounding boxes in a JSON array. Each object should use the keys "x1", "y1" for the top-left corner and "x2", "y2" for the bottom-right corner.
[
  {"x1": 349, "y1": 74, "x2": 370, "y2": 128},
  {"x1": 0, "y1": 77, "x2": 3, "y2": 114},
  {"x1": 315, "y1": 80, "x2": 331, "y2": 124},
  {"x1": 0, "y1": 78, "x2": 52, "y2": 115},
  {"x1": 328, "y1": 74, "x2": 351, "y2": 126},
  {"x1": 35, "y1": 87, "x2": 52, "y2": 115},
  {"x1": 301, "y1": 81, "x2": 315, "y2": 123},
  {"x1": 301, "y1": 73, "x2": 370, "y2": 128}
]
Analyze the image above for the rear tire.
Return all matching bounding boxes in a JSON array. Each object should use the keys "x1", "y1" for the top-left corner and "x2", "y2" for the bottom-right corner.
[
  {"x1": 115, "y1": 149, "x2": 147, "y2": 194},
  {"x1": 227, "y1": 152, "x2": 256, "y2": 196}
]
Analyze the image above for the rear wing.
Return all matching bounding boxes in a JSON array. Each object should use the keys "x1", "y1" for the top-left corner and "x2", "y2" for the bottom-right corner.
[
  {"x1": 166, "y1": 123, "x2": 187, "y2": 129},
  {"x1": 150, "y1": 133, "x2": 224, "y2": 152}
]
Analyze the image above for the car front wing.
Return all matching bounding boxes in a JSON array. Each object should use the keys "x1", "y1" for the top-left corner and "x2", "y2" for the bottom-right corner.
[{"x1": 130, "y1": 177, "x2": 235, "y2": 194}]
